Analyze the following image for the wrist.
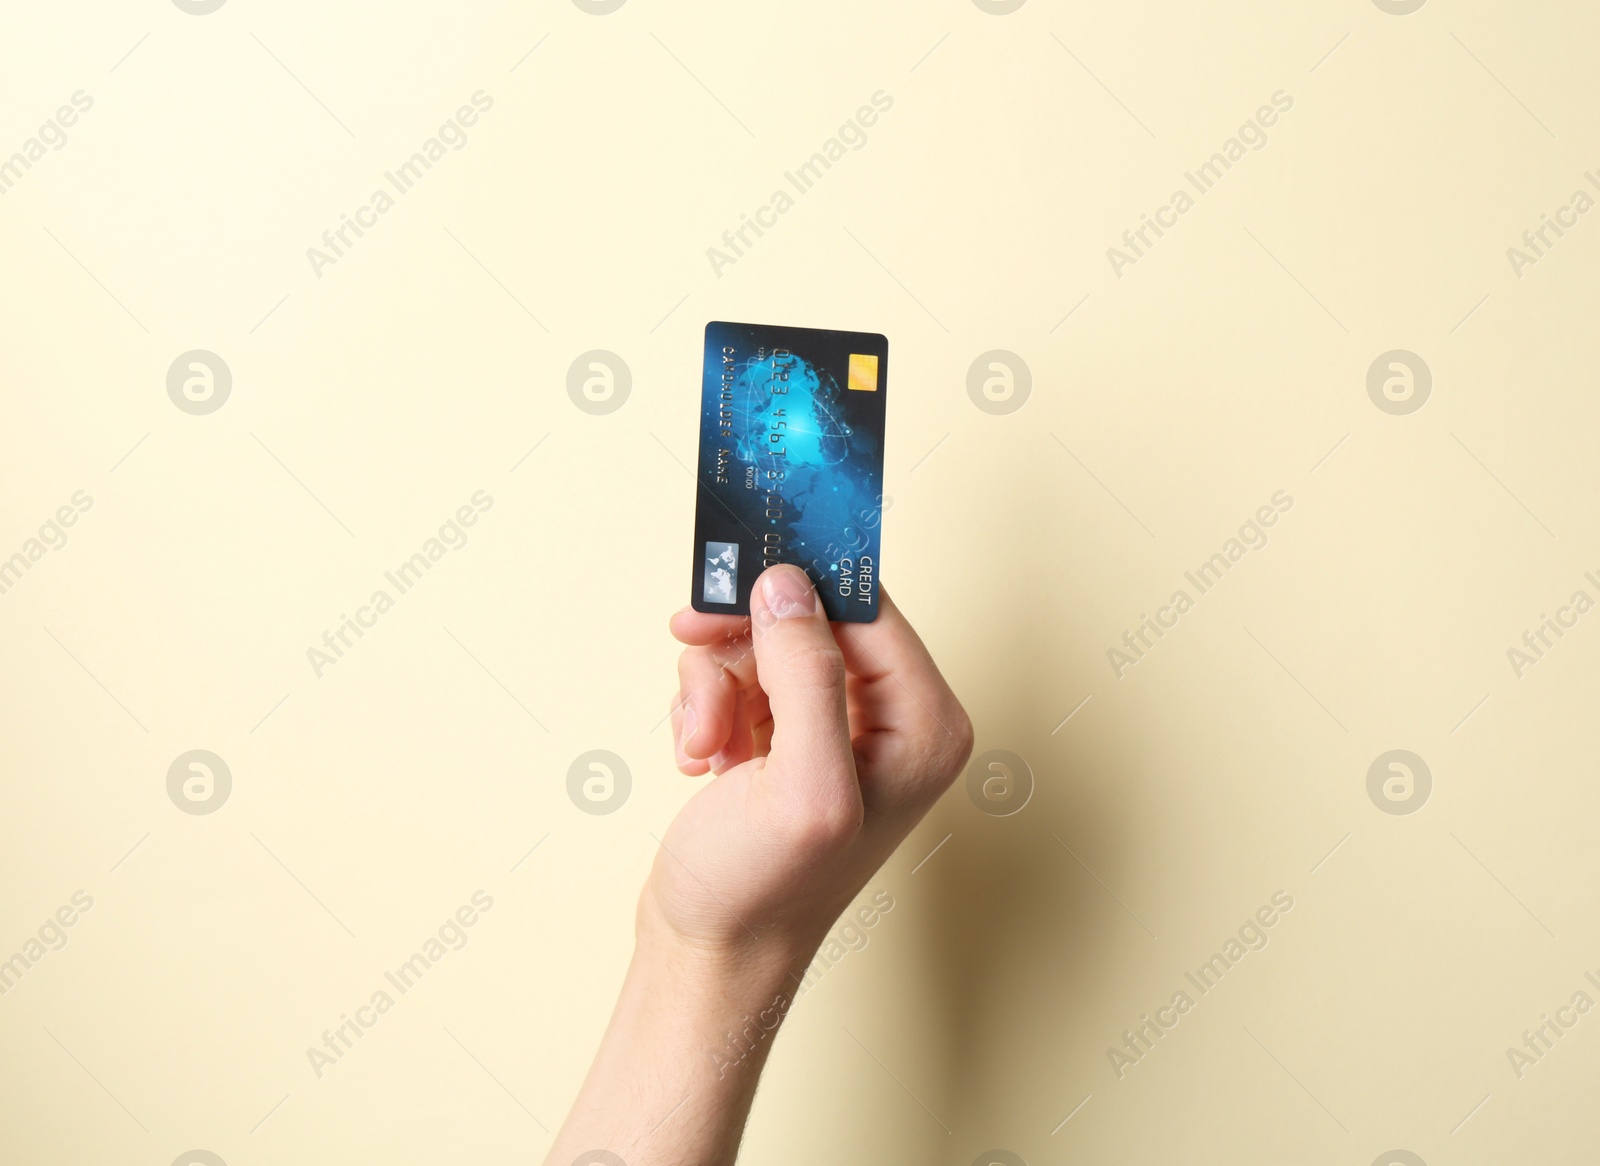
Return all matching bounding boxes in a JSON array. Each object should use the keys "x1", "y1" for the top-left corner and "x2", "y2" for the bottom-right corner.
[
  {"x1": 544, "y1": 897, "x2": 811, "y2": 1165},
  {"x1": 610, "y1": 896, "x2": 810, "y2": 1126},
  {"x1": 633, "y1": 885, "x2": 817, "y2": 1003}
]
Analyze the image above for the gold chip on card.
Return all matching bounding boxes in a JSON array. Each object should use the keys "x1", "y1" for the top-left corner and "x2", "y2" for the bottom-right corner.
[{"x1": 847, "y1": 353, "x2": 879, "y2": 391}]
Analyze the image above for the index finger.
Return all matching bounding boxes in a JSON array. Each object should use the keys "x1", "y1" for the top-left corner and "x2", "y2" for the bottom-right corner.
[{"x1": 669, "y1": 607, "x2": 749, "y2": 647}]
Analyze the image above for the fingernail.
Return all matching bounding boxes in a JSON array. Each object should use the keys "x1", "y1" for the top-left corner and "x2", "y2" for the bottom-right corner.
[
  {"x1": 681, "y1": 700, "x2": 698, "y2": 754},
  {"x1": 761, "y1": 567, "x2": 816, "y2": 620},
  {"x1": 672, "y1": 698, "x2": 690, "y2": 765}
]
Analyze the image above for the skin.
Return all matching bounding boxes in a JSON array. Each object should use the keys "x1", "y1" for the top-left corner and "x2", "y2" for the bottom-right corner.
[{"x1": 542, "y1": 564, "x2": 974, "y2": 1166}]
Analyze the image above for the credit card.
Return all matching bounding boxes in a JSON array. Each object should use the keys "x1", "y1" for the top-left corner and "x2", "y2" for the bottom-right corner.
[{"x1": 691, "y1": 320, "x2": 888, "y2": 622}]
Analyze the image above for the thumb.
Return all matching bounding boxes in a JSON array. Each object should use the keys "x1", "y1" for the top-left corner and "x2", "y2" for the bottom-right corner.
[{"x1": 749, "y1": 565, "x2": 857, "y2": 805}]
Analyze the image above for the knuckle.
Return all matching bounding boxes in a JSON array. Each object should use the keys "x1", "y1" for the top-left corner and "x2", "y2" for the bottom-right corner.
[
  {"x1": 710, "y1": 634, "x2": 753, "y2": 674},
  {"x1": 788, "y1": 785, "x2": 863, "y2": 851},
  {"x1": 901, "y1": 701, "x2": 974, "y2": 799},
  {"x1": 946, "y1": 703, "x2": 976, "y2": 769},
  {"x1": 776, "y1": 641, "x2": 847, "y2": 691},
  {"x1": 761, "y1": 761, "x2": 863, "y2": 853}
]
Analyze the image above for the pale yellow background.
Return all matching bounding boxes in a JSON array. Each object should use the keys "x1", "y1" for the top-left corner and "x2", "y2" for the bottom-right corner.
[{"x1": 2, "y1": 1, "x2": 1598, "y2": 1163}]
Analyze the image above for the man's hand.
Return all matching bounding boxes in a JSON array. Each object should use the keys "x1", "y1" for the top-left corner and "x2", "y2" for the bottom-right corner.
[
  {"x1": 543, "y1": 566, "x2": 971, "y2": 1166},
  {"x1": 653, "y1": 564, "x2": 973, "y2": 964}
]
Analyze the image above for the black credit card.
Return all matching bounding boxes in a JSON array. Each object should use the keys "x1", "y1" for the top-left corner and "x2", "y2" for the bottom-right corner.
[{"x1": 690, "y1": 320, "x2": 888, "y2": 622}]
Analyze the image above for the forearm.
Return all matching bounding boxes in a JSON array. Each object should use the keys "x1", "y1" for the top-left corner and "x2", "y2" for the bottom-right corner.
[{"x1": 543, "y1": 910, "x2": 810, "y2": 1166}]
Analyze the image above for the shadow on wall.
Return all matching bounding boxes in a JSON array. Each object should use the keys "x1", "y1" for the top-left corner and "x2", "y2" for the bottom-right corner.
[{"x1": 905, "y1": 580, "x2": 1155, "y2": 1164}]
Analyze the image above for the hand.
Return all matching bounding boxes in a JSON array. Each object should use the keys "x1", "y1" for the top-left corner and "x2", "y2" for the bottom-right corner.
[
  {"x1": 543, "y1": 566, "x2": 971, "y2": 1166},
  {"x1": 650, "y1": 564, "x2": 974, "y2": 970}
]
